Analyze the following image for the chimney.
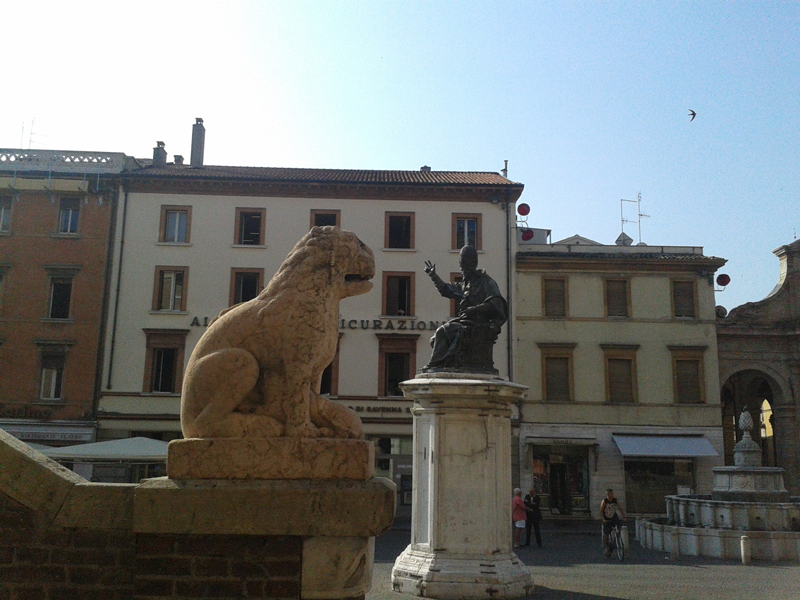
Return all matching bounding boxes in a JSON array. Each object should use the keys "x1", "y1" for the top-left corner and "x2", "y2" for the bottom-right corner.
[
  {"x1": 153, "y1": 141, "x2": 167, "y2": 168},
  {"x1": 191, "y1": 118, "x2": 205, "y2": 167},
  {"x1": 174, "y1": 155, "x2": 184, "y2": 165},
  {"x1": 420, "y1": 165, "x2": 431, "y2": 172}
]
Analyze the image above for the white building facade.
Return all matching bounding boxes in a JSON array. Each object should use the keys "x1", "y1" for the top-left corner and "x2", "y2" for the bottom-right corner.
[
  {"x1": 98, "y1": 133, "x2": 523, "y2": 499},
  {"x1": 514, "y1": 233, "x2": 727, "y2": 518}
]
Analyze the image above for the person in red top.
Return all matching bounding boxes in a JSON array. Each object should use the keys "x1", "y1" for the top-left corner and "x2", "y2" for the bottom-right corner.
[{"x1": 512, "y1": 488, "x2": 527, "y2": 548}]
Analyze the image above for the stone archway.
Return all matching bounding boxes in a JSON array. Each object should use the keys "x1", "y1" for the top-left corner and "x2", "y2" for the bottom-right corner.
[{"x1": 720, "y1": 368, "x2": 797, "y2": 493}]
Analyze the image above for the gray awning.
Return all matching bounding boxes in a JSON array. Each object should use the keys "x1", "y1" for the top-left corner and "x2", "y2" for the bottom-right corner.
[{"x1": 612, "y1": 435, "x2": 718, "y2": 458}]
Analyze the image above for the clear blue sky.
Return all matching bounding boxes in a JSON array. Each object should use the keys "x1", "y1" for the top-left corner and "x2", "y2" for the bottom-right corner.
[{"x1": 3, "y1": 1, "x2": 798, "y2": 311}]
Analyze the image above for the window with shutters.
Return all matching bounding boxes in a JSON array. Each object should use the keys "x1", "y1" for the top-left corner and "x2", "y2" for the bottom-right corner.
[
  {"x1": 234, "y1": 208, "x2": 265, "y2": 246},
  {"x1": 58, "y1": 197, "x2": 80, "y2": 234},
  {"x1": 377, "y1": 334, "x2": 418, "y2": 397},
  {"x1": 538, "y1": 343, "x2": 576, "y2": 402},
  {"x1": 40, "y1": 354, "x2": 65, "y2": 400},
  {"x1": 602, "y1": 344, "x2": 639, "y2": 403},
  {"x1": 143, "y1": 329, "x2": 189, "y2": 393},
  {"x1": 311, "y1": 210, "x2": 340, "y2": 228},
  {"x1": 385, "y1": 212, "x2": 415, "y2": 249},
  {"x1": 383, "y1": 272, "x2": 415, "y2": 316},
  {"x1": 543, "y1": 277, "x2": 567, "y2": 317},
  {"x1": 452, "y1": 213, "x2": 482, "y2": 250},
  {"x1": 605, "y1": 279, "x2": 629, "y2": 318},
  {"x1": 230, "y1": 268, "x2": 264, "y2": 305},
  {"x1": 672, "y1": 280, "x2": 697, "y2": 318},
  {"x1": 153, "y1": 267, "x2": 188, "y2": 312},
  {"x1": 669, "y1": 346, "x2": 706, "y2": 404},
  {"x1": 159, "y1": 205, "x2": 191, "y2": 243}
]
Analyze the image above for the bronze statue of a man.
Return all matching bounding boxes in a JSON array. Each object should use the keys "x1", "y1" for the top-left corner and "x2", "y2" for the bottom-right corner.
[{"x1": 422, "y1": 245, "x2": 507, "y2": 373}]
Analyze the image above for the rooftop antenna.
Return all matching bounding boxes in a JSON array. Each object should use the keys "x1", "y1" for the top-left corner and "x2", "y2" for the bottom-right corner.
[
  {"x1": 501, "y1": 160, "x2": 508, "y2": 178},
  {"x1": 620, "y1": 192, "x2": 650, "y2": 243}
]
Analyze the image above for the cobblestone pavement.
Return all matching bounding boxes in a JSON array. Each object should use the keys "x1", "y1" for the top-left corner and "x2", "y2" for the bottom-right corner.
[{"x1": 369, "y1": 520, "x2": 800, "y2": 600}]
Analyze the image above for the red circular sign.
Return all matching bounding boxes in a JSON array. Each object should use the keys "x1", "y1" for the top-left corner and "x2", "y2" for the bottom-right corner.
[
  {"x1": 517, "y1": 203, "x2": 530, "y2": 216},
  {"x1": 521, "y1": 229, "x2": 534, "y2": 241},
  {"x1": 716, "y1": 274, "x2": 731, "y2": 287}
]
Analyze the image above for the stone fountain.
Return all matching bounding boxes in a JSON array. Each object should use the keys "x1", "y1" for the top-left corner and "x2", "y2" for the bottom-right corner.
[{"x1": 639, "y1": 409, "x2": 800, "y2": 561}]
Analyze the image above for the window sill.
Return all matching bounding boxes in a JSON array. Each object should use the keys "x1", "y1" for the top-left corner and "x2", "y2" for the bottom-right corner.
[
  {"x1": 40, "y1": 318, "x2": 75, "y2": 324},
  {"x1": 449, "y1": 249, "x2": 484, "y2": 253},
  {"x1": 52, "y1": 233, "x2": 81, "y2": 239},
  {"x1": 383, "y1": 247, "x2": 416, "y2": 252},
  {"x1": 140, "y1": 392, "x2": 181, "y2": 397},
  {"x1": 0, "y1": 231, "x2": 10, "y2": 237},
  {"x1": 379, "y1": 315, "x2": 418, "y2": 320},
  {"x1": 231, "y1": 244, "x2": 267, "y2": 249},
  {"x1": 149, "y1": 310, "x2": 189, "y2": 315},
  {"x1": 33, "y1": 399, "x2": 67, "y2": 405},
  {"x1": 156, "y1": 242, "x2": 192, "y2": 247}
]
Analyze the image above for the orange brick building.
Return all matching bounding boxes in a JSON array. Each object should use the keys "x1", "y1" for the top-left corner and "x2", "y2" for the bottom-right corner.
[{"x1": 0, "y1": 150, "x2": 134, "y2": 444}]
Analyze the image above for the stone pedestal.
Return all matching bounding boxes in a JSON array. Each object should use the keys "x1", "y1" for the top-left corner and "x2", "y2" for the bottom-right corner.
[
  {"x1": 392, "y1": 373, "x2": 533, "y2": 599},
  {"x1": 165, "y1": 438, "x2": 395, "y2": 599}
]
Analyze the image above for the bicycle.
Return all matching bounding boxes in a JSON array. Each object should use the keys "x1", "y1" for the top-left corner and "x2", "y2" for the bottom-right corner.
[{"x1": 605, "y1": 521, "x2": 625, "y2": 561}]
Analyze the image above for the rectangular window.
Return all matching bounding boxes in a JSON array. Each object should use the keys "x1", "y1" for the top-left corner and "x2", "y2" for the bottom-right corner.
[
  {"x1": 385, "y1": 213, "x2": 414, "y2": 249},
  {"x1": 452, "y1": 213, "x2": 482, "y2": 250},
  {"x1": 539, "y1": 343, "x2": 575, "y2": 402},
  {"x1": 153, "y1": 267, "x2": 188, "y2": 312},
  {"x1": 383, "y1": 272, "x2": 415, "y2": 316},
  {"x1": 605, "y1": 279, "x2": 629, "y2": 317},
  {"x1": 143, "y1": 329, "x2": 188, "y2": 393},
  {"x1": 0, "y1": 196, "x2": 11, "y2": 232},
  {"x1": 230, "y1": 268, "x2": 264, "y2": 305},
  {"x1": 377, "y1": 334, "x2": 418, "y2": 397},
  {"x1": 235, "y1": 208, "x2": 265, "y2": 245},
  {"x1": 543, "y1": 278, "x2": 567, "y2": 317},
  {"x1": 311, "y1": 210, "x2": 340, "y2": 228},
  {"x1": 159, "y1": 206, "x2": 191, "y2": 243},
  {"x1": 670, "y1": 347, "x2": 706, "y2": 404},
  {"x1": 58, "y1": 198, "x2": 80, "y2": 234},
  {"x1": 40, "y1": 355, "x2": 65, "y2": 400},
  {"x1": 602, "y1": 345, "x2": 639, "y2": 403},
  {"x1": 672, "y1": 280, "x2": 697, "y2": 318},
  {"x1": 49, "y1": 278, "x2": 73, "y2": 319}
]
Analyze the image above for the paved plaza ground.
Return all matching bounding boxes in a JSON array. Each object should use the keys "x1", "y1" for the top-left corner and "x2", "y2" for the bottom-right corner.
[{"x1": 369, "y1": 519, "x2": 800, "y2": 600}]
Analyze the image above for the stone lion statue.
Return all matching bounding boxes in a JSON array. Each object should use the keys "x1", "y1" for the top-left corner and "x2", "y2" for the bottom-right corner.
[{"x1": 181, "y1": 226, "x2": 375, "y2": 439}]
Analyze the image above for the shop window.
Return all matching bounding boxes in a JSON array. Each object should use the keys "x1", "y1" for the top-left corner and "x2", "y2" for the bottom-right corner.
[
  {"x1": 669, "y1": 346, "x2": 706, "y2": 404},
  {"x1": 153, "y1": 267, "x2": 188, "y2": 312},
  {"x1": 377, "y1": 334, "x2": 418, "y2": 396},
  {"x1": 605, "y1": 279, "x2": 629, "y2": 318},
  {"x1": 230, "y1": 268, "x2": 264, "y2": 305},
  {"x1": 234, "y1": 208, "x2": 265, "y2": 245},
  {"x1": 624, "y1": 459, "x2": 693, "y2": 513},
  {"x1": 159, "y1": 205, "x2": 191, "y2": 243},
  {"x1": 48, "y1": 278, "x2": 73, "y2": 319},
  {"x1": 39, "y1": 354, "x2": 65, "y2": 400},
  {"x1": 543, "y1": 277, "x2": 567, "y2": 317},
  {"x1": 142, "y1": 329, "x2": 189, "y2": 393},
  {"x1": 385, "y1": 213, "x2": 414, "y2": 249},
  {"x1": 452, "y1": 213, "x2": 482, "y2": 250},
  {"x1": 0, "y1": 196, "x2": 11, "y2": 232},
  {"x1": 672, "y1": 280, "x2": 697, "y2": 318},
  {"x1": 538, "y1": 343, "x2": 576, "y2": 402},
  {"x1": 602, "y1": 344, "x2": 639, "y2": 403},
  {"x1": 311, "y1": 210, "x2": 340, "y2": 228},
  {"x1": 383, "y1": 272, "x2": 415, "y2": 316},
  {"x1": 58, "y1": 197, "x2": 80, "y2": 234}
]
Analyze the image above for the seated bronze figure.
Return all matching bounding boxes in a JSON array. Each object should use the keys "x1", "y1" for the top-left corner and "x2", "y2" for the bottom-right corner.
[{"x1": 421, "y1": 245, "x2": 507, "y2": 374}]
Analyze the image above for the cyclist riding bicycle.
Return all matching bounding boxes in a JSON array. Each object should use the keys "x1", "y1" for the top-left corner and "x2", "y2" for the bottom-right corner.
[{"x1": 600, "y1": 488, "x2": 625, "y2": 557}]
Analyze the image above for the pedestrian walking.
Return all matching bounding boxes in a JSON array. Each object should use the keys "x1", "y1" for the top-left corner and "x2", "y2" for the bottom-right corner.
[
  {"x1": 523, "y1": 488, "x2": 542, "y2": 547},
  {"x1": 512, "y1": 488, "x2": 526, "y2": 548}
]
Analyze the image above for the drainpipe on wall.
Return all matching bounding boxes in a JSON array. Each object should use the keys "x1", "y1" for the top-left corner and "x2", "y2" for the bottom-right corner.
[{"x1": 106, "y1": 184, "x2": 129, "y2": 389}]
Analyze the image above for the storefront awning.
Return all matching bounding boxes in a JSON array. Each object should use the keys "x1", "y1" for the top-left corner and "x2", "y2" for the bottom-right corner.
[
  {"x1": 612, "y1": 435, "x2": 718, "y2": 458},
  {"x1": 36, "y1": 437, "x2": 169, "y2": 462}
]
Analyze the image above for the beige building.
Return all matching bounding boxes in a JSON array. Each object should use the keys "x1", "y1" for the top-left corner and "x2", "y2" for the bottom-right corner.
[
  {"x1": 98, "y1": 120, "x2": 524, "y2": 493},
  {"x1": 514, "y1": 233, "x2": 727, "y2": 517}
]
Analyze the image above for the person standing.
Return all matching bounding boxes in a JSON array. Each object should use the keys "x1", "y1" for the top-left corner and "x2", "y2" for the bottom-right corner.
[
  {"x1": 523, "y1": 488, "x2": 542, "y2": 547},
  {"x1": 512, "y1": 488, "x2": 527, "y2": 549}
]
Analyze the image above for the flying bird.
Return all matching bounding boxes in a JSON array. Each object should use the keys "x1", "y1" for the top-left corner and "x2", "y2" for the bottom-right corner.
[{"x1": 688, "y1": 109, "x2": 697, "y2": 122}]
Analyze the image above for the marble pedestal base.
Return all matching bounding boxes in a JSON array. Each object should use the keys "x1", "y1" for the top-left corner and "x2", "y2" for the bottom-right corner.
[{"x1": 392, "y1": 373, "x2": 533, "y2": 599}]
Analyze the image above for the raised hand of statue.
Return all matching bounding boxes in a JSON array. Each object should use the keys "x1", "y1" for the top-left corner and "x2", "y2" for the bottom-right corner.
[{"x1": 424, "y1": 260, "x2": 436, "y2": 277}]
